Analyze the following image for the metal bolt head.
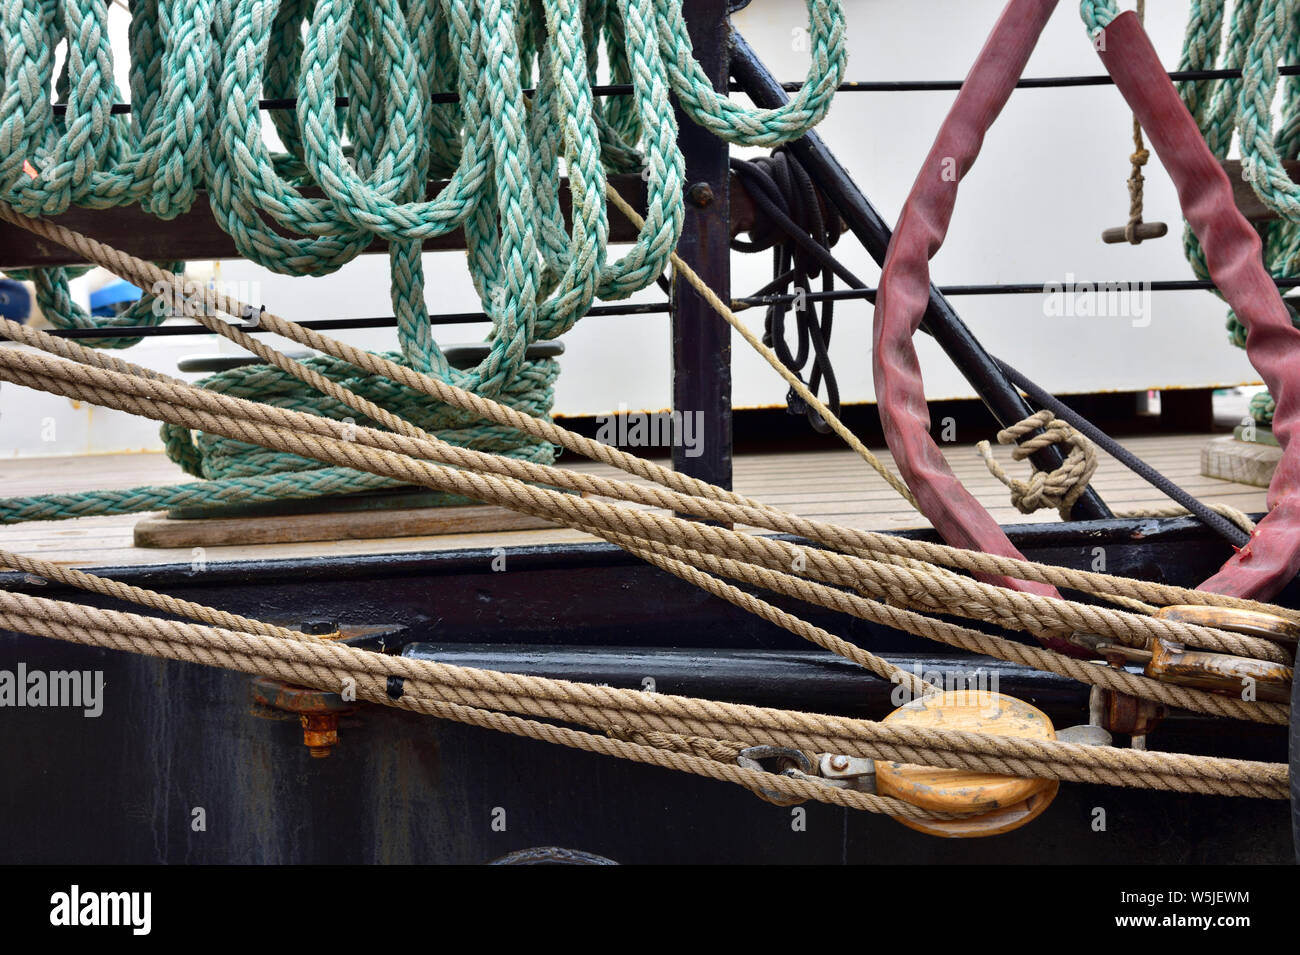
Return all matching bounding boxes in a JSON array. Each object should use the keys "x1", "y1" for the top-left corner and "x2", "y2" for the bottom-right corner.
[
  {"x1": 300, "y1": 713, "x2": 340, "y2": 758},
  {"x1": 829, "y1": 754, "x2": 850, "y2": 771},
  {"x1": 686, "y1": 182, "x2": 715, "y2": 208}
]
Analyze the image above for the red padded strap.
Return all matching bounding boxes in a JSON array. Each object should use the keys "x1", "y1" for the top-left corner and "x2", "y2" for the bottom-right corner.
[
  {"x1": 872, "y1": 0, "x2": 1060, "y2": 602},
  {"x1": 874, "y1": 2, "x2": 1300, "y2": 617},
  {"x1": 1099, "y1": 12, "x2": 1300, "y2": 600}
]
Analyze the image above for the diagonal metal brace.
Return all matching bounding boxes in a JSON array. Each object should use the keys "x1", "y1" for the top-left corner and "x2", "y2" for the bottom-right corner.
[{"x1": 728, "y1": 31, "x2": 1111, "y2": 521}]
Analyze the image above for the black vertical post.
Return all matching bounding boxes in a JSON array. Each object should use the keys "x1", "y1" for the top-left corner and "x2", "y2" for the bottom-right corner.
[{"x1": 671, "y1": 0, "x2": 732, "y2": 489}]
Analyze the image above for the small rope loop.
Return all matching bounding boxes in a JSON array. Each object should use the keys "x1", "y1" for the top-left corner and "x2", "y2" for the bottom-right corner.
[{"x1": 977, "y1": 410, "x2": 1100, "y2": 520}]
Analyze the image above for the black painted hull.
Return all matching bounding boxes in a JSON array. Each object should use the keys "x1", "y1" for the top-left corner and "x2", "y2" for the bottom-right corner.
[{"x1": 0, "y1": 515, "x2": 1290, "y2": 864}]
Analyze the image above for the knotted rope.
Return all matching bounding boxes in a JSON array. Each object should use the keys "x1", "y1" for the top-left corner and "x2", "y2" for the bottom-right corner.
[
  {"x1": 978, "y1": 410, "x2": 1100, "y2": 520},
  {"x1": 1121, "y1": 0, "x2": 1153, "y2": 243}
]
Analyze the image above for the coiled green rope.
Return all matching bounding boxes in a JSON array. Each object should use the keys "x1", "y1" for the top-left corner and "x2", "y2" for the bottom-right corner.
[{"x1": 0, "y1": 0, "x2": 847, "y2": 522}]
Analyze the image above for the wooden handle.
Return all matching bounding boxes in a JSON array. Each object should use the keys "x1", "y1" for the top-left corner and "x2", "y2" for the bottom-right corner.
[
  {"x1": 1101, "y1": 221, "x2": 1168, "y2": 243},
  {"x1": 1153, "y1": 604, "x2": 1300, "y2": 644}
]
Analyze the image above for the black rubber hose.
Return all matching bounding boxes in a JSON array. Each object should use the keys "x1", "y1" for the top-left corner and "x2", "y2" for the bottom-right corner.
[{"x1": 731, "y1": 151, "x2": 844, "y2": 431}]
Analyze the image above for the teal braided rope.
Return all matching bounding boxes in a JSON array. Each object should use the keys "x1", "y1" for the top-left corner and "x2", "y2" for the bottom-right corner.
[
  {"x1": 1080, "y1": 0, "x2": 1120, "y2": 36},
  {"x1": 0, "y1": 0, "x2": 848, "y2": 520},
  {"x1": 0, "y1": 353, "x2": 562, "y2": 526},
  {"x1": 19, "y1": 259, "x2": 182, "y2": 349},
  {"x1": 1170, "y1": 0, "x2": 1300, "y2": 422},
  {"x1": 0, "y1": 468, "x2": 409, "y2": 524},
  {"x1": 1250, "y1": 388, "x2": 1277, "y2": 425},
  {"x1": 1, "y1": 0, "x2": 212, "y2": 347}
]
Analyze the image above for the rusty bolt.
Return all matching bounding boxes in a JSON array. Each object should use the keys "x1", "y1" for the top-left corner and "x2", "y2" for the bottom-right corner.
[
  {"x1": 301, "y1": 713, "x2": 340, "y2": 758},
  {"x1": 249, "y1": 676, "x2": 358, "y2": 758},
  {"x1": 686, "y1": 182, "x2": 715, "y2": 208},
  {"x1": 829, "y1": 754, "x2": 850, "y2": 772}
]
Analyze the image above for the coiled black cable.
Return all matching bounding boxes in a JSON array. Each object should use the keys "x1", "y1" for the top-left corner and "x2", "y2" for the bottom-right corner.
[{"x1": 732, "y1": 149, "x2": 844, "y2": 432}]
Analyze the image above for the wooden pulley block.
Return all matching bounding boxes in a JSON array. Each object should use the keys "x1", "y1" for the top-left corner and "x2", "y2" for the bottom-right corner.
[
  {"x1": 1152, "y1": 605, "x2": 1300, "y2": 645},
  {"x1": 1070, "y1": 605, "x2": 1295, "y2": 703},
  {"x1": 1146, "y1": 605, "x2": 1295, "y2": 703},
  {"x1": 875, "y1": 691, "x2": 1058, "y2": 838}
]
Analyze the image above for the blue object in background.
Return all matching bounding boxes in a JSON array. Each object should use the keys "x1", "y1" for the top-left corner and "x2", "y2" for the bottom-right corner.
[
  {"x1": 0, "y1": 279, "x2": 31, "y2": 321},
  {"x1": 89, "y1": 279, "x2": 142, "y2": 317}
]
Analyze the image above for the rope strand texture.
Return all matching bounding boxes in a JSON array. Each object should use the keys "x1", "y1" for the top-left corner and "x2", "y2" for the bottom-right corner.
[
  {"x1": 0, "y1": 214, "x2": 1290, "y2": 804},
  {"x1": 1, "y1": 590, "x2": 1285, "y2": 799},
  {"x1": 0, "y1": 4, "x2": 1288, "y2": 813},
  {"x1": 1167, "y1": 0, "x2": 1300, "y2": 421},
  {"x1": 0, "y1": 0, "x2": 847, "y2": 503}
]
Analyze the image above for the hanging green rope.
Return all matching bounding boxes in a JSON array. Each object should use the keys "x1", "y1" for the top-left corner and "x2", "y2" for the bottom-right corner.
[
  {"x1": 1168, "y1": 0, "x2": 1300, "y2": 426},
  {"x1": 0, "y1": 0, "x2": 848, "y2": 521}
]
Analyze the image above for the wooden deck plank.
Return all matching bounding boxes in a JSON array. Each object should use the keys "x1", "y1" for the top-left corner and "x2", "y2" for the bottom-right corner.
[{"x1": 0, "y1": 432, "x2": 1266, "y2": 569}]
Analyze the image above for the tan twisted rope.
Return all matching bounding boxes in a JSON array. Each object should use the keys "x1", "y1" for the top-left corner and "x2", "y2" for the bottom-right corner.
[
  {"x1": 593, "y1": 528, "x2": 1288, "y2": 724},
  {"x1": 0, "y1": 342, "x2": 1289, "y2": 673},
  {"x1": 0, "y1": 202, "x2": 1292, "y2": 806},
  {"x1": 0, "y1": 548, "x2": 317, "y2": 642},
  {"x1": 0, "y1": 314, "x2": 1287, "y2": 667},
  {"x1": 0, "y1": 590, "x2": 1283, "y2": 797},
  {"x1": 0, "y1": 335, "x2": 1289, "y2": 717},
  {"x1": 1125, "y1": 0, "x2": 1152, "y2": 244},
  {"x1": 1, "y1": 205, "x2": 1296, "y2": 625},
  {"x1": 604, "y1": 185, "x2": 921, "y2": 509},
  {"x1": 978, "y1": 410, "x2": 1099, "y2": 520}
]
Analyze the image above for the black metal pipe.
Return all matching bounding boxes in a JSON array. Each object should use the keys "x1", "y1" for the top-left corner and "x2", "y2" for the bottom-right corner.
[
  {"x1": 399, "y1": 644, "x2": 1090, "y2": 720},
  {"x1": 38, "y1": 275, "x2": 1300, "y2": 340},
  {"x1": 52, "y1": 65, "x2": 1300, "y2": 116},
  {"x1": 729, "y1": 31, "x2": 1112, "y2": 521}
]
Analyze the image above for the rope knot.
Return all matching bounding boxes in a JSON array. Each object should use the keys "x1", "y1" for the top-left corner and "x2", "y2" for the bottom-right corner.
[{"x1": 977, "y1": 410, "x2": 1098, "y2": 520}]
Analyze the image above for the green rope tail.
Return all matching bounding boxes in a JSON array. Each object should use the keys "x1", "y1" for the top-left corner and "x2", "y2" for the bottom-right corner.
[
  {"x1": 0, "y1": 467, "x2": 407, "y2": 524},
  {"x1": 1166, "y1": 0, "x2": 1300, "y2": 422},
  {"x1": 0, "y1": 353, "x2": 562, "y2": 523},
  {"x1": 0, "y1": 446, "x2": 557, "y2": 525}
]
